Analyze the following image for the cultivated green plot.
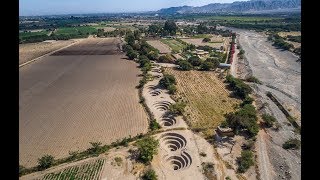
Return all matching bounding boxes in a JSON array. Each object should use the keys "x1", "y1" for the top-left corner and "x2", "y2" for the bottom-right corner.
[
  {"x1": 160, "y1": 39, "x2": 187, "y2": 52},
  {"x1": 42, "y1": 159, "x2": 105, "y2": 180},
  {"x1": 55, "y1": 26, "x2": 97, "y2": 35}
]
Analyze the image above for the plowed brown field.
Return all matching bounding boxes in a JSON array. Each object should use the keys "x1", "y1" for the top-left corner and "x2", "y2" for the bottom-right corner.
[
  {"x1": 166, "y1": 68, "x2": 240, "y2": 137},
  {"x1": 19, "y1": 38, "x2": 148, "y2": 167}
]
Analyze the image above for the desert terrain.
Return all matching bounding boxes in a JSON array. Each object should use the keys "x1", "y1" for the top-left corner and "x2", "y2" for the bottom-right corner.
[{"x1": 19, "y1": 38, "x2": 148, "y2": 167}]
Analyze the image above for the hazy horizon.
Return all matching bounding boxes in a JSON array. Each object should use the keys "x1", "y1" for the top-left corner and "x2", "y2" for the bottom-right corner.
[{"x1": 19, "y1": 0, "x2": 247, "y2": 16}]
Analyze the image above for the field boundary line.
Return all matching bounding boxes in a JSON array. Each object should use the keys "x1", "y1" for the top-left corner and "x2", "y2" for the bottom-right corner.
[{"x1": 19, "y1": 39, "x2": 84, "y2": 68}]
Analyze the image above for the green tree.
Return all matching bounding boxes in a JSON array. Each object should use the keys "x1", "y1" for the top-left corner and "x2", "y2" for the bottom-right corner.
[
  {"x1": 159, "y1": 74, "x2": 176, "y2": 88},
  {"x1": 197, "y1": 23, "x2": 209, "y2": 34},
  {"x1": 142, "y1": 169, "x2": 158, "y2": 180},
  {"x1": 261, "y1": 114, "x2": 276, "y2": 127},
  {"x1": 205, "y1": 58, "x2": 220, "y2": 69},
  {"x1": 177, "y1": 60, "x2": 193, "y2": 71},
  {"x1": 200, "y1": 61, "x2": 214, "y2": 71},
  {"x1": 282, "y1": 138, "x2": 301, "y2": 150},
  {"x1": 126, "y1": 50, "x2": 138, "y2": 60},
  {"x1": 168, "y1": 84, "x2": 177, "y2": 94},
  {"x1": 158, "y1": 55, "x2": 171, "y2": 63},
  {"x1": 38, "y1": 155, "x2": 55, "y2": 170},
  {"x1": 188, "y1": 56, "x2": 202, "y2": 66},
  {"x1": 136, "y1": 137, "x2": 159, "y2": 164},
  {"x1": 163, "y1": 20, "x2": 178, "y2": 36},
  {"x1": 237, "y1": 150, "x2": 254, "y2": 173},
  {"x1": 169, "y1": 102, "x2": 186, "y2": 115}
]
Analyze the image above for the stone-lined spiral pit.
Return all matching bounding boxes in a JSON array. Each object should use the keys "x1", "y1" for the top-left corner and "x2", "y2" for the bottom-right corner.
[
  {"x1": 151, "y1": 68, "x2": 162, "y2": 73},
  {"x1": 149, "y1": 89, "x2": 161, "y2": 96},
  {"x1": 166, "y1": 151, "x2": 192, "y2": 170},
  {"x1": 160, "y1": 133, "x2": 187, "y2": 151},
  {"x1": 160, "y1": 114, "x2": 177, "y2": 126},
  {"x1": 153, "y1": 101, "x2": 172, "y2": 111},
  {"x1": 154, "y1": 75, "x2": 162, "y2": 79}
]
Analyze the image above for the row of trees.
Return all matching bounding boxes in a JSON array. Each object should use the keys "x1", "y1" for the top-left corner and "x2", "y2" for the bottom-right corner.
[
  {"x1": 148, "y1": 20, "x2": 178, "y2": 37},
  {"x1": 176, "y1": 56, "x2": 220, "y2": 71},
  {"x1": 268, "y1": 34, "x2": 294, "y2": 50}
]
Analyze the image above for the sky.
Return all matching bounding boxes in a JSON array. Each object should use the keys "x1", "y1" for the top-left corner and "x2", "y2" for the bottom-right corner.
[{"x1": 19, "y1": 0, "x2": 245, "y2": 16}]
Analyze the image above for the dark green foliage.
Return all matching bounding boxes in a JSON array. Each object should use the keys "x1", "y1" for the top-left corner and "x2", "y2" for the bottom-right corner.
[
  {"x1": 125, "y1": 33, "x2": 135, "y2": 46},
  {"x1": 150, "y1": 119, "x2": 161, "y2": 131},
  {"x1": 126, "y1": 50, "x2": 138, "y2": 60},
  {"x1": 246, "y1": 76, "x2": 262, "y2": 84},
  {"x1": 177, "y1": 60, "x2": 193, "y2": 71},
  {"x1": 287, "y1": 35, "x2": 301, "y2": 43},
  {"x1": 206, "y1": 58, "x2": 220, "y2": 69},
  {"x1": 225, "y1": 104, "x2": 258, "y2": 137},
  {"x1": 159, "y1": 74, "x2": 176, "y2": 88},
  {"x1": 169, "y1": 102, "x2": 186, "y2": 115},
  {"x1": 38, "y1": 155, "x2": 55, "y2": 170},
  {"x1": 158, "y1": 55, "x2": 172, "y2": 63},
  {"x1": 268, "y1": 34, "x2": 294, "y2": 50},
  {"x1": 282, "y1": 138, "x2": 301, "y2": 150},
  {"x1": 237, "y1": 150, "x2": 254, "y2": 173},
  {"x1": 188, "y1": 56, "x2": 202, "y2": 66},
  {"x1": 261, "y1": 114, "x2": 276, "y2": 127},
  {"x1": 241, "y1": 96, "x2": 254, "y2": 106},
  {"x1": 197, "y1": 45, "x2": 214, "y2": 52},
  {"x1": 148, "y1": 24, "x2": 162, "y2": 36},
  {"x1": 183, "y1": 44, "x2": 196, "y2": 52},
  {"x1": 142, "y1": 169, "x2": 158, "y2": 180},
  {"x1": 197, "y1": 23, "x2": 209, "y2": 34},
  {"x1": 168, "y1": 84, "x2": 177, "y2": 94},
  {"x1": 163, "y1": 20, "x2": 178, "y2": 36},
  {"x1": 136, "y1": 137, "x2": 159, "y2": 164},
  {"x1": 200, "y1": 61, "x2": 214, "y2": 71},
  {"x1": 88, "y1": 141, "x2": 104, "y2": 154},
  {"x1": 226, "y1": 75, "x2": 252, "y2": 99},
  {"x1": 203, "y1": 37, "x2": 211, "y2": 42}
]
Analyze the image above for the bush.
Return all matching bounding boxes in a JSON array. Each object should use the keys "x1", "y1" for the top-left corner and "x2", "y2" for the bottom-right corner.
[
  {"x1": 150, "y1": 119, "x2": 161, "y2": 131},
  {"x1": 261, "y1": 114, "x2": 276, "y2": 128},
  {"x1": 136, "y1": 136, "x2": 159, "y2": 164},
  {"x1": 168, "y1": 84, "x2": 177, "y2": 94},
  {"x1": 241, "y1": 96, "x2": 254, "y2": 106},
  {"x1": 169, "y1": 102, "x2": 186, "y2": 115},
  {"x1": 188, "y1": 56, "x2": 202, "y2": 66},
  {"x1": 200, "y1": 61, "x2": 214, "y2": 71},
  {"x1": 246, "y1": 76, "x2": 262, "y2": 84},
  {"x1": 159, "y1": 74, "x2": 176, "y2": 88},
  {"x1": 158, "y1": 55, "x2": 171, "y2": 63},
  {"x1": 38, "y1": 155, "x2": 55, "y2": 170},
  {"x1": 126, "y1": 50, "x2": 138, "y2": 60},
  {"x1": 237, "y1": 150, "x2": 254, "y2": 173},
  {"x1": 282, "y1": 138, "x2": 301, "y2": 150},
  {"x1": 177, "y1": 60, "x2": 193, "y2": 71},
  {"x1": 142, "y1": 169, "x2": 158, "y2": 180},
  {"x1": 226, "y1": 74, "x2": 252, "y2": 99},
  {"x1": 205, "y1": 58, "x2": 220, "y2": 69},
  {"x1": 203, "y1": 37, "x2": 211, "y2": 42}
]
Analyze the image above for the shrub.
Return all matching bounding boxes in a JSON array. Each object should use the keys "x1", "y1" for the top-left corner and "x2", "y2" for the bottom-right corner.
[
  {"x1": 158, "y1": 55, "x2": 171, "y2": 63},
  {"x1": 241, "y1": 96, "x2": 254, "y2": 106},
  {"x1": 150, "y1": 119, "x2": 161, "y2": 131},
  {"x1": 126, "y1": 50, "x2": 138, "y2": 60},
  {"x1": 114, "y1": 157, "x2": 123, "y2": 166},
  {"x1": 205, "y1": 58, "x2": 220, "y2": 69},
  {"x1": 136, "y1": 136, "x2": 159, "y2": 164},
  {"x1": 88, "y1": 141, "x2": 103, "y2": 154},
  {"x1": 177, "y1": 60, "x2": 193, "y2": 71},
  {"x1": 188, "y1": 56, "x2": 202, "y2": 66},
  {"x1": 261, "y1": 114, "x2": 277, "y2": 127},
  {"x1": 200, "y1": 61, "x2": 214, "y2": 71},
  {"x1": 200, "y1": 152, "x2": 207, "y2": 157},
  {"x1": 169, "y1": 102, "x2": 186, "y2": 115},
  {"x1": 168, "y1": 84, "x2": 177, "y2": 94},
  {"x1": 38, "y1": 155, "x2": 55, "y2": 170},
  {"x1": 203, "y1": 37, "x2": 211, "y2": 42},
  {"x1": 246, "y1": 76, "x2": 262, "y2": 84},
  {"x1": 142, "y1": 169, "x2": 158, "y2": 180},
  {"x1": 159, "y1": 74, "x2": 176, "y2": 88},
  {"x1": 237, "y1": 150, "x2": 254, "y2": 173},
  {"x1": 282, "y1": 138, "x2": 301, "y2": 150}
]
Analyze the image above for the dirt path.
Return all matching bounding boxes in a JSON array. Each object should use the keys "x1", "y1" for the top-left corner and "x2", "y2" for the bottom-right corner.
[{"x1": 256, "y1": 130, "x2": 274, "y2": 180}]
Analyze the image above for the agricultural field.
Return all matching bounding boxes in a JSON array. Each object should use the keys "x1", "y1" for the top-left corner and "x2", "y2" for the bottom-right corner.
[
  {"x1": 160, "y1": 39, "x2": 187, "y2": 53},
  {"x1": 166, "y1": 68, "x2": 241, "y2": 138},
  {"x1": 22, "y1": 159, "x2": 105, "y2": 180},
  {"x1": 19, "y1": 30, "x2": 49, "y2": 39},
  {"x1": 146, "y1": 40, "x2": 171, "y2": 54},
  {"x1": 19, "y1": 40, "x2": 76, "y2": 65},
  {"x1": 19, "y1": 38, "x2": 148, "y2": 167},
  {"x1": 55, "y1": 26, "x2": 97, "y2": 35},
  {"x1": 180, "y1": 38, "x2": 225, "y2": 49}
]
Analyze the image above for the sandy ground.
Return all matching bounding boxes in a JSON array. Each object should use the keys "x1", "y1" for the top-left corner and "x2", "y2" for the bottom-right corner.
[
  {"x1": 19, "y1": 40, "x2": 77, "y2": 65},
  {"x1": 181, "y1": 38, "x2": 223, "y2": 49},
  {"x1": 147, "y1": 40, "x2": 171, "y2": 54},
  {"x1": 225, "y1": 27, "x2": 301, "y2": 180},
  {"x1": 19, "y1": 38, "x2": 148, "y2": 167}
]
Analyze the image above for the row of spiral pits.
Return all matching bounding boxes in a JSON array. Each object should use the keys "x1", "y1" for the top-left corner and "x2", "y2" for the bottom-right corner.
[
  {"x1": 149, "y1": 64, "x2": 192, "y2": 171},
  {"x1": 159, "y1": 133, "x2": 192, "y2": 170}
]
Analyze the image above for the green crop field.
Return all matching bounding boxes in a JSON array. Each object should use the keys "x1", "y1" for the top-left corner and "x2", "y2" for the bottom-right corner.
[
  {"x1": 160, "y1": 39, "x2": 187, "y2": 52},
  {"x1": 42, "y1": 159, "x2": 105, "y2": 180},
  {"x1": 19, "y1": 31, "x2": 48, "y2": 38},
  {"x1": 55, "y1": 26, "x2": 97, "y2": 35}
]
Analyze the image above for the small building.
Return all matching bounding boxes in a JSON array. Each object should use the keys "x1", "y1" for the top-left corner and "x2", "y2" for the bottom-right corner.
[{"x1": 192, "y1": 49, "x2": 209, "y2": 58}]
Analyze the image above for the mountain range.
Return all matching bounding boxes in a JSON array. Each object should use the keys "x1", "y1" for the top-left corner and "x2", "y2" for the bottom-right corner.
[{"x1": 157, "y1": 0, "x2": 301, "y2": 14}]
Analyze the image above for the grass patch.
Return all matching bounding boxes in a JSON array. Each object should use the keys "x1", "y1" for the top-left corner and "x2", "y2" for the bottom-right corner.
[{"x1": 160, "y1": 39, "x2": 187, "y2": 53}]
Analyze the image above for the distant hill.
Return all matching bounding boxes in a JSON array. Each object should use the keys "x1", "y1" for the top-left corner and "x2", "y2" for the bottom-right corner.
[{"x1": 157, "y1": 0, "x2": 301, "y2": 14}]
